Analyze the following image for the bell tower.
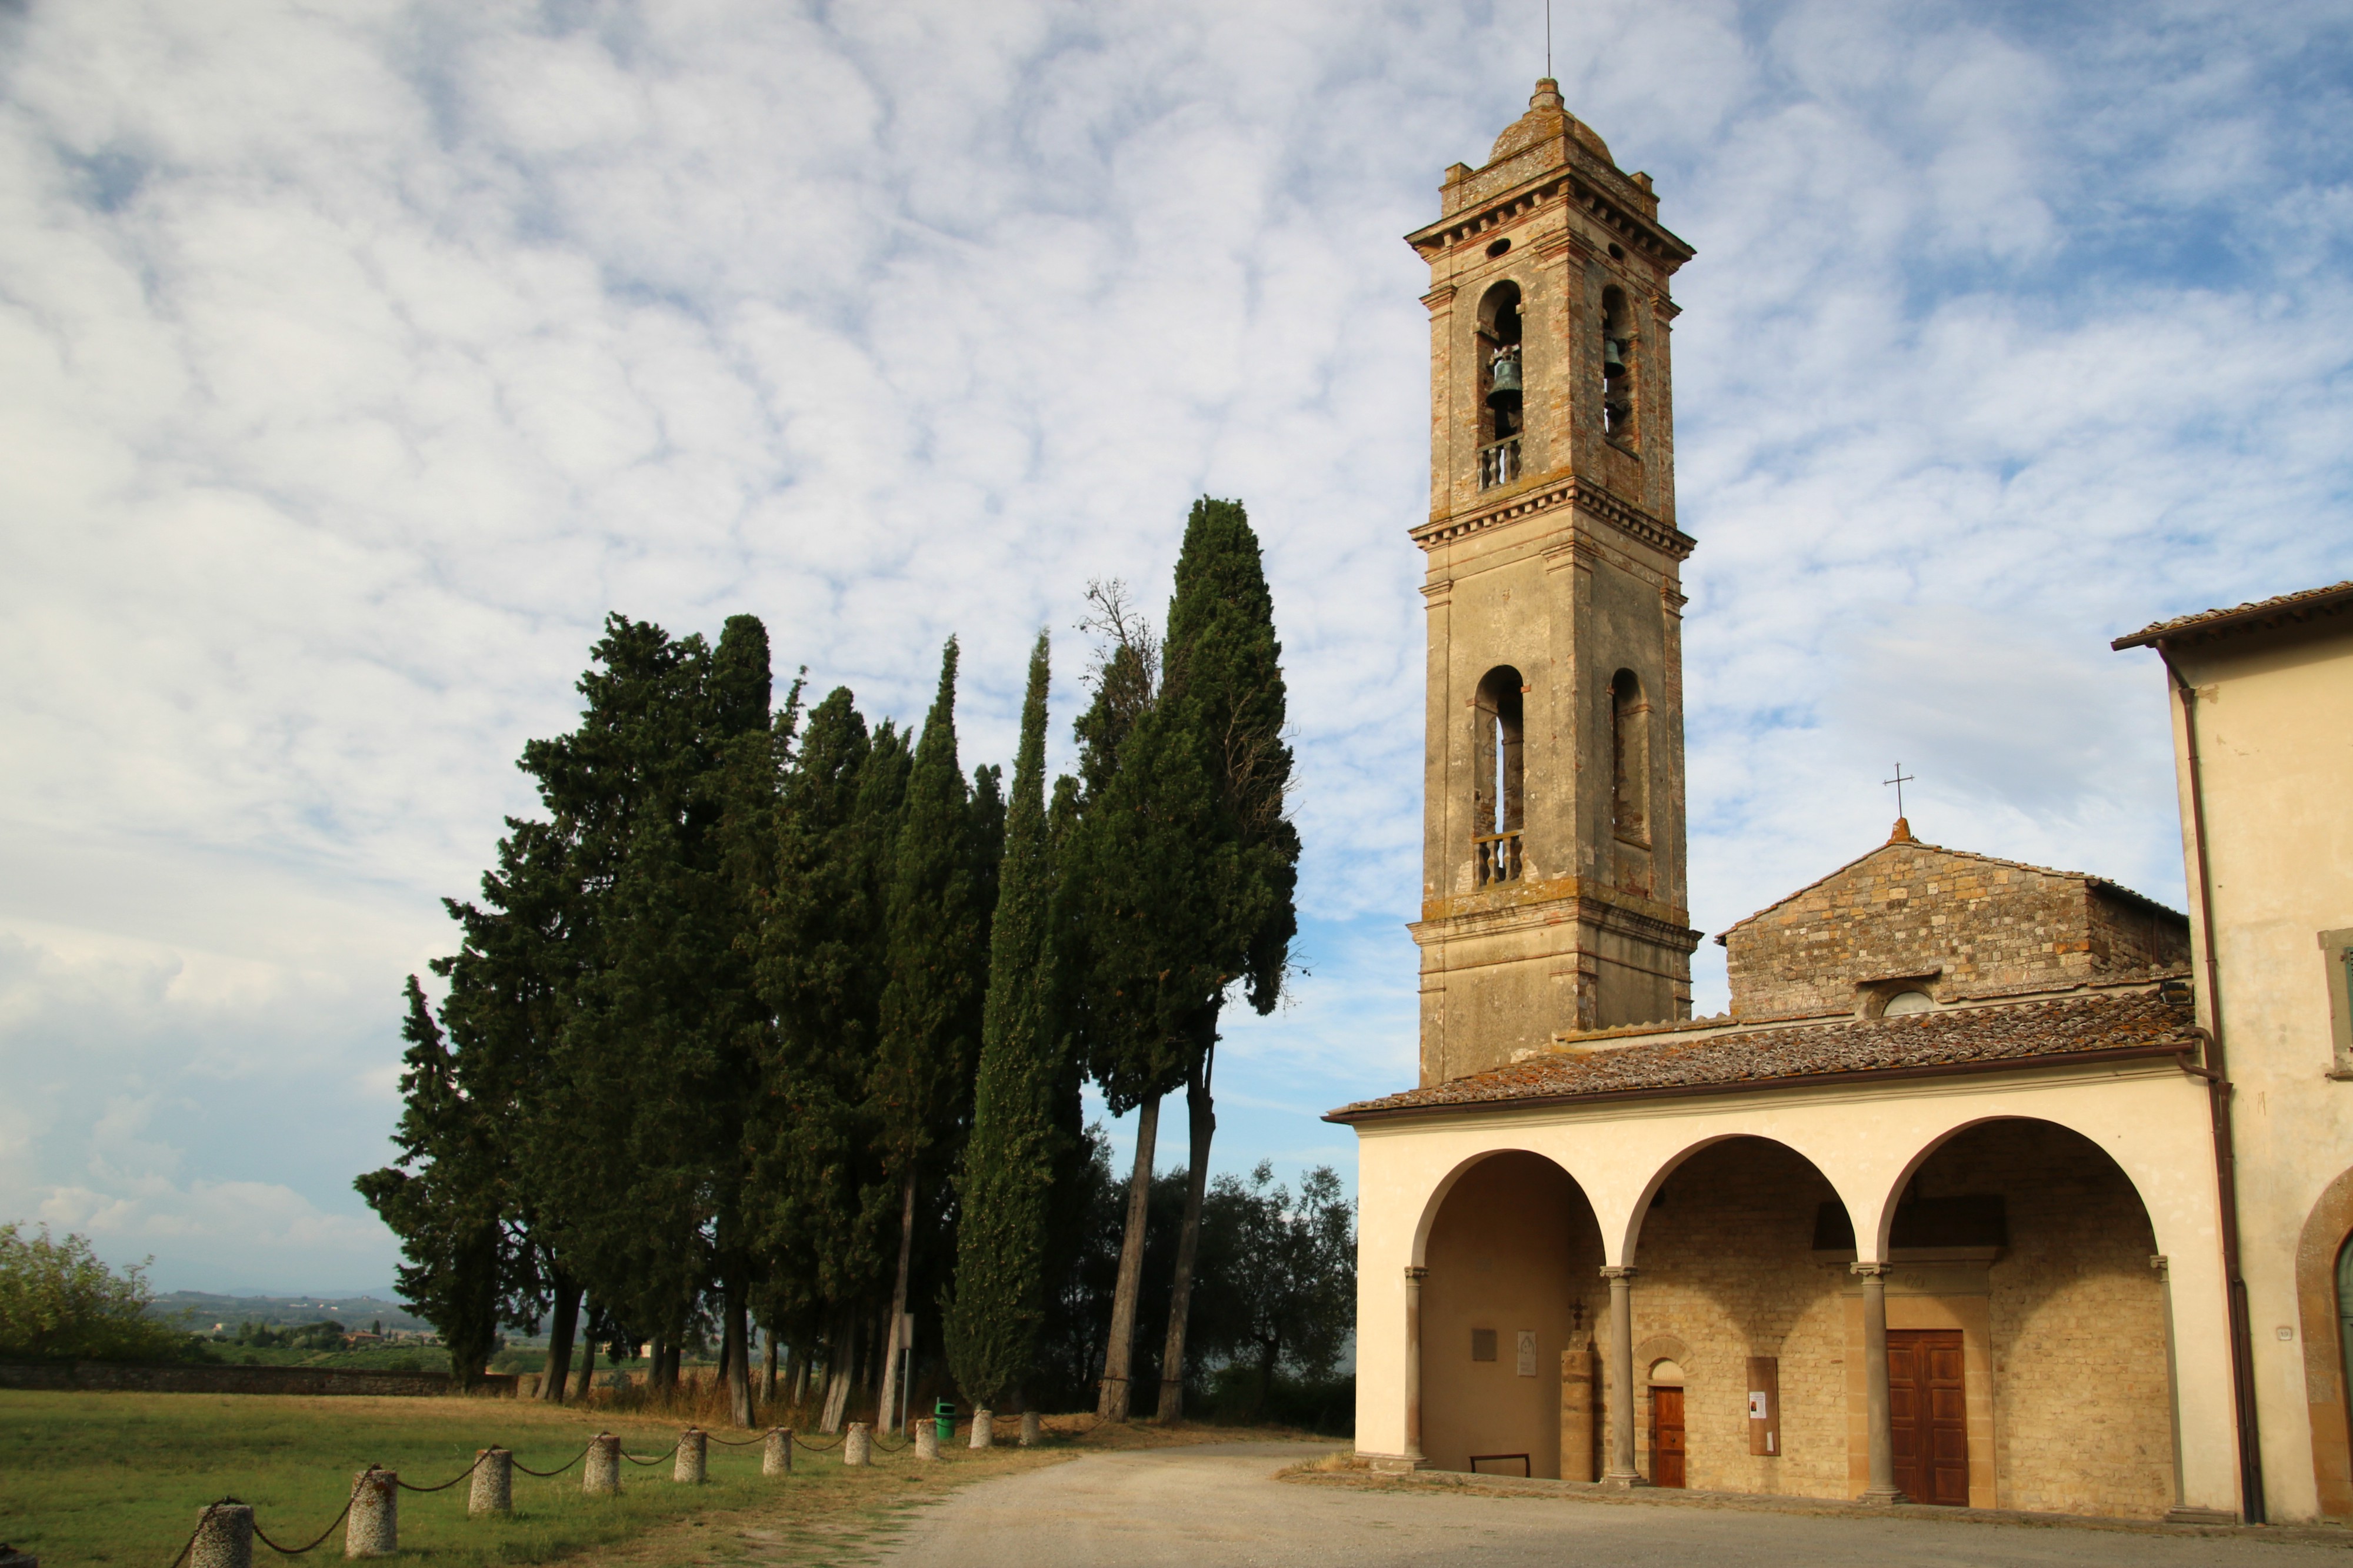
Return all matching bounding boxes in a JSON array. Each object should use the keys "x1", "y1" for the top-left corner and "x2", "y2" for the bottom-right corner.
[{"x1": 1406, "y1": 81, "x2": 1701, "y2": 1084}]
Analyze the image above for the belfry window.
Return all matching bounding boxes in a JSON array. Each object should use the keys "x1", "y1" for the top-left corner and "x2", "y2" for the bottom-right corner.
[
  {"x1": 1477, "y1": 282, "x2": 1524, "y2": 490},
  {"x1": 1474, "y1": 666, "x2": 1525, "y2": 885},
  {"x1": 1611, "y1": 668, "x2": 1649, "y2": 845},
  {"x1": 1601, "y1": 286, "x2": 1635, "y2": 445}
]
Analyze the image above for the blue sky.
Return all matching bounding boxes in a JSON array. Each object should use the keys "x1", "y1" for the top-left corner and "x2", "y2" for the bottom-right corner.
[{"x1": 2, "y1": 0, "x2": 2348, "y2": 1293}]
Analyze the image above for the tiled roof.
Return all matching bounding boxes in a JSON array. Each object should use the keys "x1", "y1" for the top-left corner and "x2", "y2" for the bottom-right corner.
[
  {"x1": 1715, "y1": 835, "x2": 2184, "y2": 942},
  {"x1": 1327, "y1": 986, "x2": 2195, "y2": 1123},
  {"x1": 2112, "y1": 580, "x2": 2353, "y2": 650}
]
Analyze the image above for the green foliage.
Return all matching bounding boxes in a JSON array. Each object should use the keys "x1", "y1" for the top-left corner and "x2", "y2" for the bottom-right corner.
[
  {"x1": 0, "y1": 1223, "x2": 193, "y2": 1362},
  {"x1": 945, "y1": 635, "x2": 1068, "y2": 1406},
  {"x1": 1184, "y1": 1162, "x2": 1355, "y2": 1413}
]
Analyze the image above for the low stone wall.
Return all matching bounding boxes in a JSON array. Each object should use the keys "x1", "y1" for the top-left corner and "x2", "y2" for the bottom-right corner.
[{"x1": 0, "y1": 1362, "x2": 521, "y2": 1397}]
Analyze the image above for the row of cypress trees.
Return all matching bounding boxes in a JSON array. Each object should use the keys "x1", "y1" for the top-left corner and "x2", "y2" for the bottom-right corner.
[{"x1": 359, "y1": 497, "x2": 1299, "y2": 1424}]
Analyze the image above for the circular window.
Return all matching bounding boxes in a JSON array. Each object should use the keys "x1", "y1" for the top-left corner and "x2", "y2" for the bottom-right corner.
[
  {"x1": 1608, "y1": 242, "x2": 1625, "y2": 259},
  {"x1": 1486, "y1": 237, "x2": 1512, "y2": 258},
  {"x1": 1882, "y1": 990, "x2": 1934, "y2": 1017}
]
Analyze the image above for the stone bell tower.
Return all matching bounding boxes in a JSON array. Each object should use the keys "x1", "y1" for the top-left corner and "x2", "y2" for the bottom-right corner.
[{"x1": 1407, "y1": 81, "x2": 1700, "y2": 1084}]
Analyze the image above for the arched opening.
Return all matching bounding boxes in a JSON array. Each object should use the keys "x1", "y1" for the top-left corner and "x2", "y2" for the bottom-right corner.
[
  {"x1": 1622, "y1": 1136, "x2": 1856, "y2": 1497},
  {"x1": 1600, "y1": 285, "x2": 1635, "y2": 445},
  {"x1": 1884, "y1": 1118, "x2": 2172, "y2": 1517},
  {"x1": 1477, "y1": 281, "x2": 1525, "y2": 489},
  {"x1": 2337, "y1": 1236, "x2": 2353, "y2": 1477},
  {"x1": 1473, "y1": 666, "x2": 1525, "y2": 886},
  {"x1": 1419, "y1": 1150, "x2": 1604, "y2": 1479},
  {"x1": 1610, "y1": 669, "x2": 1649, "y2": 846}
]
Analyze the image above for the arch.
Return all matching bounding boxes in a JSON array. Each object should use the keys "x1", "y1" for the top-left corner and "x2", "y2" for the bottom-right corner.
[
  {"x1": 2294, "y1": 1163, "x2": 2353, "y2": 1517},
  {"x1": 1609, "y1": 668, "x2": 1649, "y2": 847},
  {"x1": 1618, "y1": 1131, "x2": 1856, "y2": 1266},
  {"x1": 1872, "y1": 1114, "x2": 2163, "y2": 1262},
  {"x1": 1600, "y1": 283, "x2": 1635, "y2": 443},
  {"x1": 1472, "y1": 666, "x2": 1525, "y2": 885},
  {"x1": 1477, "y1": 279, "x2": 1525, "y2": 485}
]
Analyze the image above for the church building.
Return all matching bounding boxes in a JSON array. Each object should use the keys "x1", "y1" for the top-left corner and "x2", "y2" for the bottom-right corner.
[{"x1": 1335, "y1": 79, "x2": 2353, "y2": 1526}]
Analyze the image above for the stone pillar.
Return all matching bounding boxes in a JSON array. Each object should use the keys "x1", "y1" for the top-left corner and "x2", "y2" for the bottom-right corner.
[
  {"x1": 1600, "y1": 1267, "x2": 1643, "y2": 1487},
  {"x1": 844, "y1": 1422, "x2": 872, "y2": 1466},
  {"x1": 2153, "y1": 1254, "x2": 2187, "y2": 1514},
  {"x1": 762, "y1": 1427, "x2": 792, "y2": 1476},
  {"x1": 191, "y1": 1503, "x2": 254, "y2": 1568},
  {"x1": 1559, "y1": 1342, "x2": 1597, "y2": 1483},
  {"x1": 584, "y1": 1433, "x2": 621, "y2": 1496},
  {"x1": 344, "y1": 1469, "x2": 396, "y2": 1559},
  {"x1": 969, "y1": 1408, "x2": 994, "y2": 1449},
  {"x1": 469, "y1": 1449, "x2": 512, "y2": 1518},
  {"x1": 1854, "y1": 1263, "x2": 1905, "y2": 1504},
  {"x1": 675, "y1": 1428, "x2": 706, "y2": 1484},
  {"x1": 1402, "y1": 1265, "x2": 1428, "y2": 1463},
  {"x1": 915, "y1": 1420, "x2": 939, "y2": 1460},
  {"x1": 1019, "y1": 1410, "x2": 1041, "y2": 1447}
]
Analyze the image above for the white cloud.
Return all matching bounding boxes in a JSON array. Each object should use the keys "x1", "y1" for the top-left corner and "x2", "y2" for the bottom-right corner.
[{"x1": 1, "y1": 0, "x2": 2347, "y2": 1282}]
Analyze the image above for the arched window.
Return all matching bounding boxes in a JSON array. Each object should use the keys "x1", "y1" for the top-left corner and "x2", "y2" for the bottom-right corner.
[
  {"x1": 1474, "y1": 666, "x2": 1524, "y2": 885},
  {"x1": 1477, "y1": 282, "x2": 1524, "y2": 489},
  {"x1": 1611, "y1": 668, "x2": 1649, "y2": 846},
  {"x1": 1601, "y1": 285, "x2": 1635, "y2": 445}
]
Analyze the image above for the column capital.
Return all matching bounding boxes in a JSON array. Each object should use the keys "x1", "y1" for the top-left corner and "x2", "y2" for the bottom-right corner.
[
  {"x1": 1404, "y1": 1265, "x2": 1428, "y2": 1282},
  {"x1": 1599, "y1": 1265, "x2": 1638, "y2": 1282},
  {"x1": 2149, "y1": 1253, "x2": 2170, "y2": 1275},
  {"x1": 1849, "y1": 1260, "x2": 1892, "y2": 1279}
]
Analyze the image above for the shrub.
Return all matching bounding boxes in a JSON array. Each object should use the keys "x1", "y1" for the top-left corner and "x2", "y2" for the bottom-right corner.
[{"x1": 0, "y1": 1223, "x2": 194, "y2": 1363}]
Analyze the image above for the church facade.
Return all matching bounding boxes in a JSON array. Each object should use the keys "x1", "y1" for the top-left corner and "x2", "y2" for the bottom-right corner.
[{"x1": 1337, "y1": 81, "x2": 2353, "y2": 1526}]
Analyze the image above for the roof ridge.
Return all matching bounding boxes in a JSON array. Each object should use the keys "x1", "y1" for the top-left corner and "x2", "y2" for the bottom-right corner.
[{"x1": 1715, "y1": 836, "x2": 2144, "y2": 941}]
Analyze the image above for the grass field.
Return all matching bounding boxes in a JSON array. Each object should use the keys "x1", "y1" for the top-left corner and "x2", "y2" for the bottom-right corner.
[{"x1": 0, "y1": 1391, "x2": 1074, "y2": 1568}]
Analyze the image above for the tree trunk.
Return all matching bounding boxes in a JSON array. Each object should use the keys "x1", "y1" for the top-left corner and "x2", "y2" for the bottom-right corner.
[
  {"x1": 762, "y1": 1333, "x2": 778, "y2": 1408},
  {"x1": 820, "y1": 1316, "x2": 856, "y2": 1433},
  {"x1": 725, "y1": 1277, "x2": 754, "y2": 1427},
  {"x1": 572, "y1": 1309, "x2": 598, "y2": 1402},
  {"x1": 1096, "y1": 1091, "x2": 1162, "y2": 1422},
  {"x1": 542, "y1": 1272, "x2": 582, "y2": 1404},
  {"x1": 1156, "y1": 1043, "x2": 1217, "y2": 1424}
]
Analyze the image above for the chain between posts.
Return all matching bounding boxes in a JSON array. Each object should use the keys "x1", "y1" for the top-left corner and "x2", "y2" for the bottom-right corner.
[
  {"x1": 393, "y1": 1452, "x2": 488, "y2": 1493},
  {"x1": 792, "y1": 1432, "x2": 848, "y2": 1451},
  {"x1": 511, "y1": 1442, "x2": 594, "y2": 1477},
  {"x1": 251, "y1": 1486, "x2": 359, "y2": 1556},
  {"x1": 617, "y1": 1442, "x2": 682, "y2": 1467}
]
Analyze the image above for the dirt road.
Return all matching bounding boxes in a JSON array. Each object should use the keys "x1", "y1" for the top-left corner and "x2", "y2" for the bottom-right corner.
[{"x1": 877, "y1": 1442, "x2": 2353, "y2": 1566}]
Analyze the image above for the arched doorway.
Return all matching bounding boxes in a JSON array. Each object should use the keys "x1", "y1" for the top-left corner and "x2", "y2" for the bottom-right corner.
[
  {"x1": 1419, "y1": 1151, "x2": 1603, "y2": 1479},
  {"x1": 1893, "y1": 1117, "x2": 2172, "y2": 1517},
  {"x1": 1624, "y1": 1136, "x2": 1855, "y2": 1498}
]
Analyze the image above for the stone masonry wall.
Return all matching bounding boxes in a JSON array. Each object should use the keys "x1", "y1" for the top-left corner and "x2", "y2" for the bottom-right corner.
[
  {"x1": 1613, "y1": 1139, "x2": 1852, "y2": 1499},
  {"x1": 1724, "y1": 842, "x2": 2188, "y2": 1021},
  {"x1": 1915, "y1": 1120, "x2": 2174, "y2": 1518}
]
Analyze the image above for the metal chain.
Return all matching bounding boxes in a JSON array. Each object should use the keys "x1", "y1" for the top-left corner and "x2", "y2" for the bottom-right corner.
[
  {"x1": 393, "y1": 1452, "x2": 486, "y2": 1493},
  {"x1": 618, "y1": 1442, "x2": 681, "y2": 1467},
  {"x1": 511, "y1": 1443, "x2": 592, "y2": 1478},
  {"x1": 708, "y1": 1430, "x2": 771, "y2": 1446},
  {"x1": 793, "y1": 1432, "x2": 847, "y2": 1451},
  {"x1": 251, "y1": 1492, "x2": 357, "y2": 1557}
]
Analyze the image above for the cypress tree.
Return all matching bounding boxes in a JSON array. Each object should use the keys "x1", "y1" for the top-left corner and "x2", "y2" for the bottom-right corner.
[
  {"x1": 1152, "y1": 496, "x2": 1299, "y2": 1422},
  {"x1": 872, "y1": 640, "x2": 989, "y2": 1430},
  {"x1": 944, "y1": 634, "x2": 1064, "y2": 1407}
]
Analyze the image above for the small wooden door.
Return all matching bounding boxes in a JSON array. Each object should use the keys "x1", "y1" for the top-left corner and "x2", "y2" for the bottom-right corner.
[
  {"x1": 1888, "y1": 1330, "x2": 1968, "y2": 1505},
  {"x1": 1649, "y1": 1385, "x2": 1686, "y2": 1488}
]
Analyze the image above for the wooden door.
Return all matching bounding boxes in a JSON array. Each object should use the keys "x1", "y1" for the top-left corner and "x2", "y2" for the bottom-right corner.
[
  {"x1": 1888, "y1": 1330, "x2": 1968, "y2": 1505},
  {"x1": 1649, "y1": 1385, "x2": 1686, "y2": 1488}
]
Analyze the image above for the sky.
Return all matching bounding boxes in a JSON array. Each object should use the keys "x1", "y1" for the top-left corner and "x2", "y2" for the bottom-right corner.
[{"x1": 2, "y1": 0, "x2": 2348, "y2": 1295}]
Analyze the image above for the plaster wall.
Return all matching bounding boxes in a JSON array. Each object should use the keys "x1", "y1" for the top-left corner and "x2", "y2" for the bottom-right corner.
[{"x1": 2157, "y1": 621, "x2": 2353, "y2": 1521}]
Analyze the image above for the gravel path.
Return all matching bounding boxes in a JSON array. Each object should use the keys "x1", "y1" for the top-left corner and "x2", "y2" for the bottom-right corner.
[{"x1": 877, "y1": 1443, "x2": 2353, "y2": 1566}]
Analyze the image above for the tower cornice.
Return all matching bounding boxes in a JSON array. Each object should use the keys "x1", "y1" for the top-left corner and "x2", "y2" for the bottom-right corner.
[
  {"x1": 1404, "y1": 164, "x2": 1694, "y2": 273},
  {"x1": 1412, "y1": 473, "x2": 1695, "y2": 562}
]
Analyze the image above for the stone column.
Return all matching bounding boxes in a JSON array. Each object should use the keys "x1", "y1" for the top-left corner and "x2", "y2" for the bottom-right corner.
[
  {"x1": 674, "y1": 1428, "x2": 706, "y2": 1484},
  {"x1": 915, "y1": 1420, "x2": 939, "y2": 1460},
  {"x1": 344, "y1": 1469, "x2": 396, "y2": 1559},
  {"x1": 584, "y1": 1433, "x2": 620, "y2": 1496},
  {"x1": 1402, "y1": 1265, "x2": 1428, "y2": 1463},
  {"x1": 191, "y1": 1503, "x2": 254, "y2": 1568},
  {"x1": 468, "y1": 1449, "x2": 512, "y2": 1518},
  {"x1": 2153, "y1": 1254, "x2": 2187, "y2": 1513},
  {"x1": 762, "y1": 1427, "x2": 792, "y2": 1476},
  {"x1": 1854, "y1": 1263, "x2": 1905, "y2": 1504},
  {"x1": 1019, "y1": 1410, "x2": 1041, "y2": 1447},
  {"x1": 1600, "y1": 1266, "x2": 1642, "y2": 1487},
  {"x1": 844, "y1": 1421, "x2": 872, "y2": 1466},
  {"x1": 969, "y1": 1408, "x2": 995, "y2": 1449}
]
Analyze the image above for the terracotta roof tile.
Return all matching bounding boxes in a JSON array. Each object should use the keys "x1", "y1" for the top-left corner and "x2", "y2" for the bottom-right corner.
[
  {"x1": 1327, "y1": 986, "x2": 2195, "y2": 1122},
  {"x1": 2112, "y1": 580, "x2": 2353, "y2": 650}
]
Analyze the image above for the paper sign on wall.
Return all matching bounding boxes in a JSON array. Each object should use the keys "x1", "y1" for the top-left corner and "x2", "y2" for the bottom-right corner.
[{"x1": 1748, "y1": 1391, "x2": 1769, "y2": 1420}]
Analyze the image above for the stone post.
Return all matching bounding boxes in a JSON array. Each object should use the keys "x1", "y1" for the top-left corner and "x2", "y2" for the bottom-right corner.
[
  {"x1": 1854, "y1": 1263, "x2": 1905, "y2": 1504},
  {"x1": 190, "y1": 1503, "x2": 254, "y2": 1568},
  {"x1": 344, "y1": 1469, "x2": 396, "y2": 1559},
  {"x1": 469, "y1": 1449, "x2": 512, "y2": 1518},
  {"x1": 914, "y1": 1420, "x2": 939, "y2": 1460},
  {"x1": 1019, "y1": 1410, "x2": 1041, "y2": 1447},
  {"x1": 584, "y1": 1433, "x2": 621, "y2": 1496},
  {"x1": 674, "y1": 1428, "x2": 706, "y2": 1484},
  {"x1": 1402, "y1": 1265, "x2": 1428, "y2": 1463},
  {"x1": 844, "y1": 1422, "x2": 872, "y2": 1466},
  {"x1": 969, "y1": 1409, "x2": 994, "y2": 1449},
  {"x1": 762, "y1": 1427, "x2": 792, "y2": 1476},
  {"x1": 1600, "y1": 1267, "x2": 1642, "y2": 1487}
]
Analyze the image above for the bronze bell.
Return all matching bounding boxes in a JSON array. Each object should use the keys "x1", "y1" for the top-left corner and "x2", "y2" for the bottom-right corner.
[
  {"x1": 1603, "y1": 336, "x2": 1628, "y2": 376},
  {"x1": 1487, "y1": 349, "x2": 1522, "y2": 405}
]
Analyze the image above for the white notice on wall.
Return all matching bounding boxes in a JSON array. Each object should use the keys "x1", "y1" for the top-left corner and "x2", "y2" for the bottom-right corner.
[
  {"x1": 1516, "y1": 1330, "x2": 1538, "y2": 1377},
  {"x1": 1749, "y1": 1391, "x2": 1769, "y2": 1420}
]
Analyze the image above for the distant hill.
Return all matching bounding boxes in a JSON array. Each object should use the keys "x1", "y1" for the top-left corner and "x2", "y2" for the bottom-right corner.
[{"x1": 148, "y1": 1291, "x2": 429, "y2": 1334}]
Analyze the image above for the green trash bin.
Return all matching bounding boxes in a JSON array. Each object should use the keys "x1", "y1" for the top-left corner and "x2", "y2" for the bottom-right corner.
[{"x1": 934, "y1": 1400, "x2": 955, "y2": 1443}]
